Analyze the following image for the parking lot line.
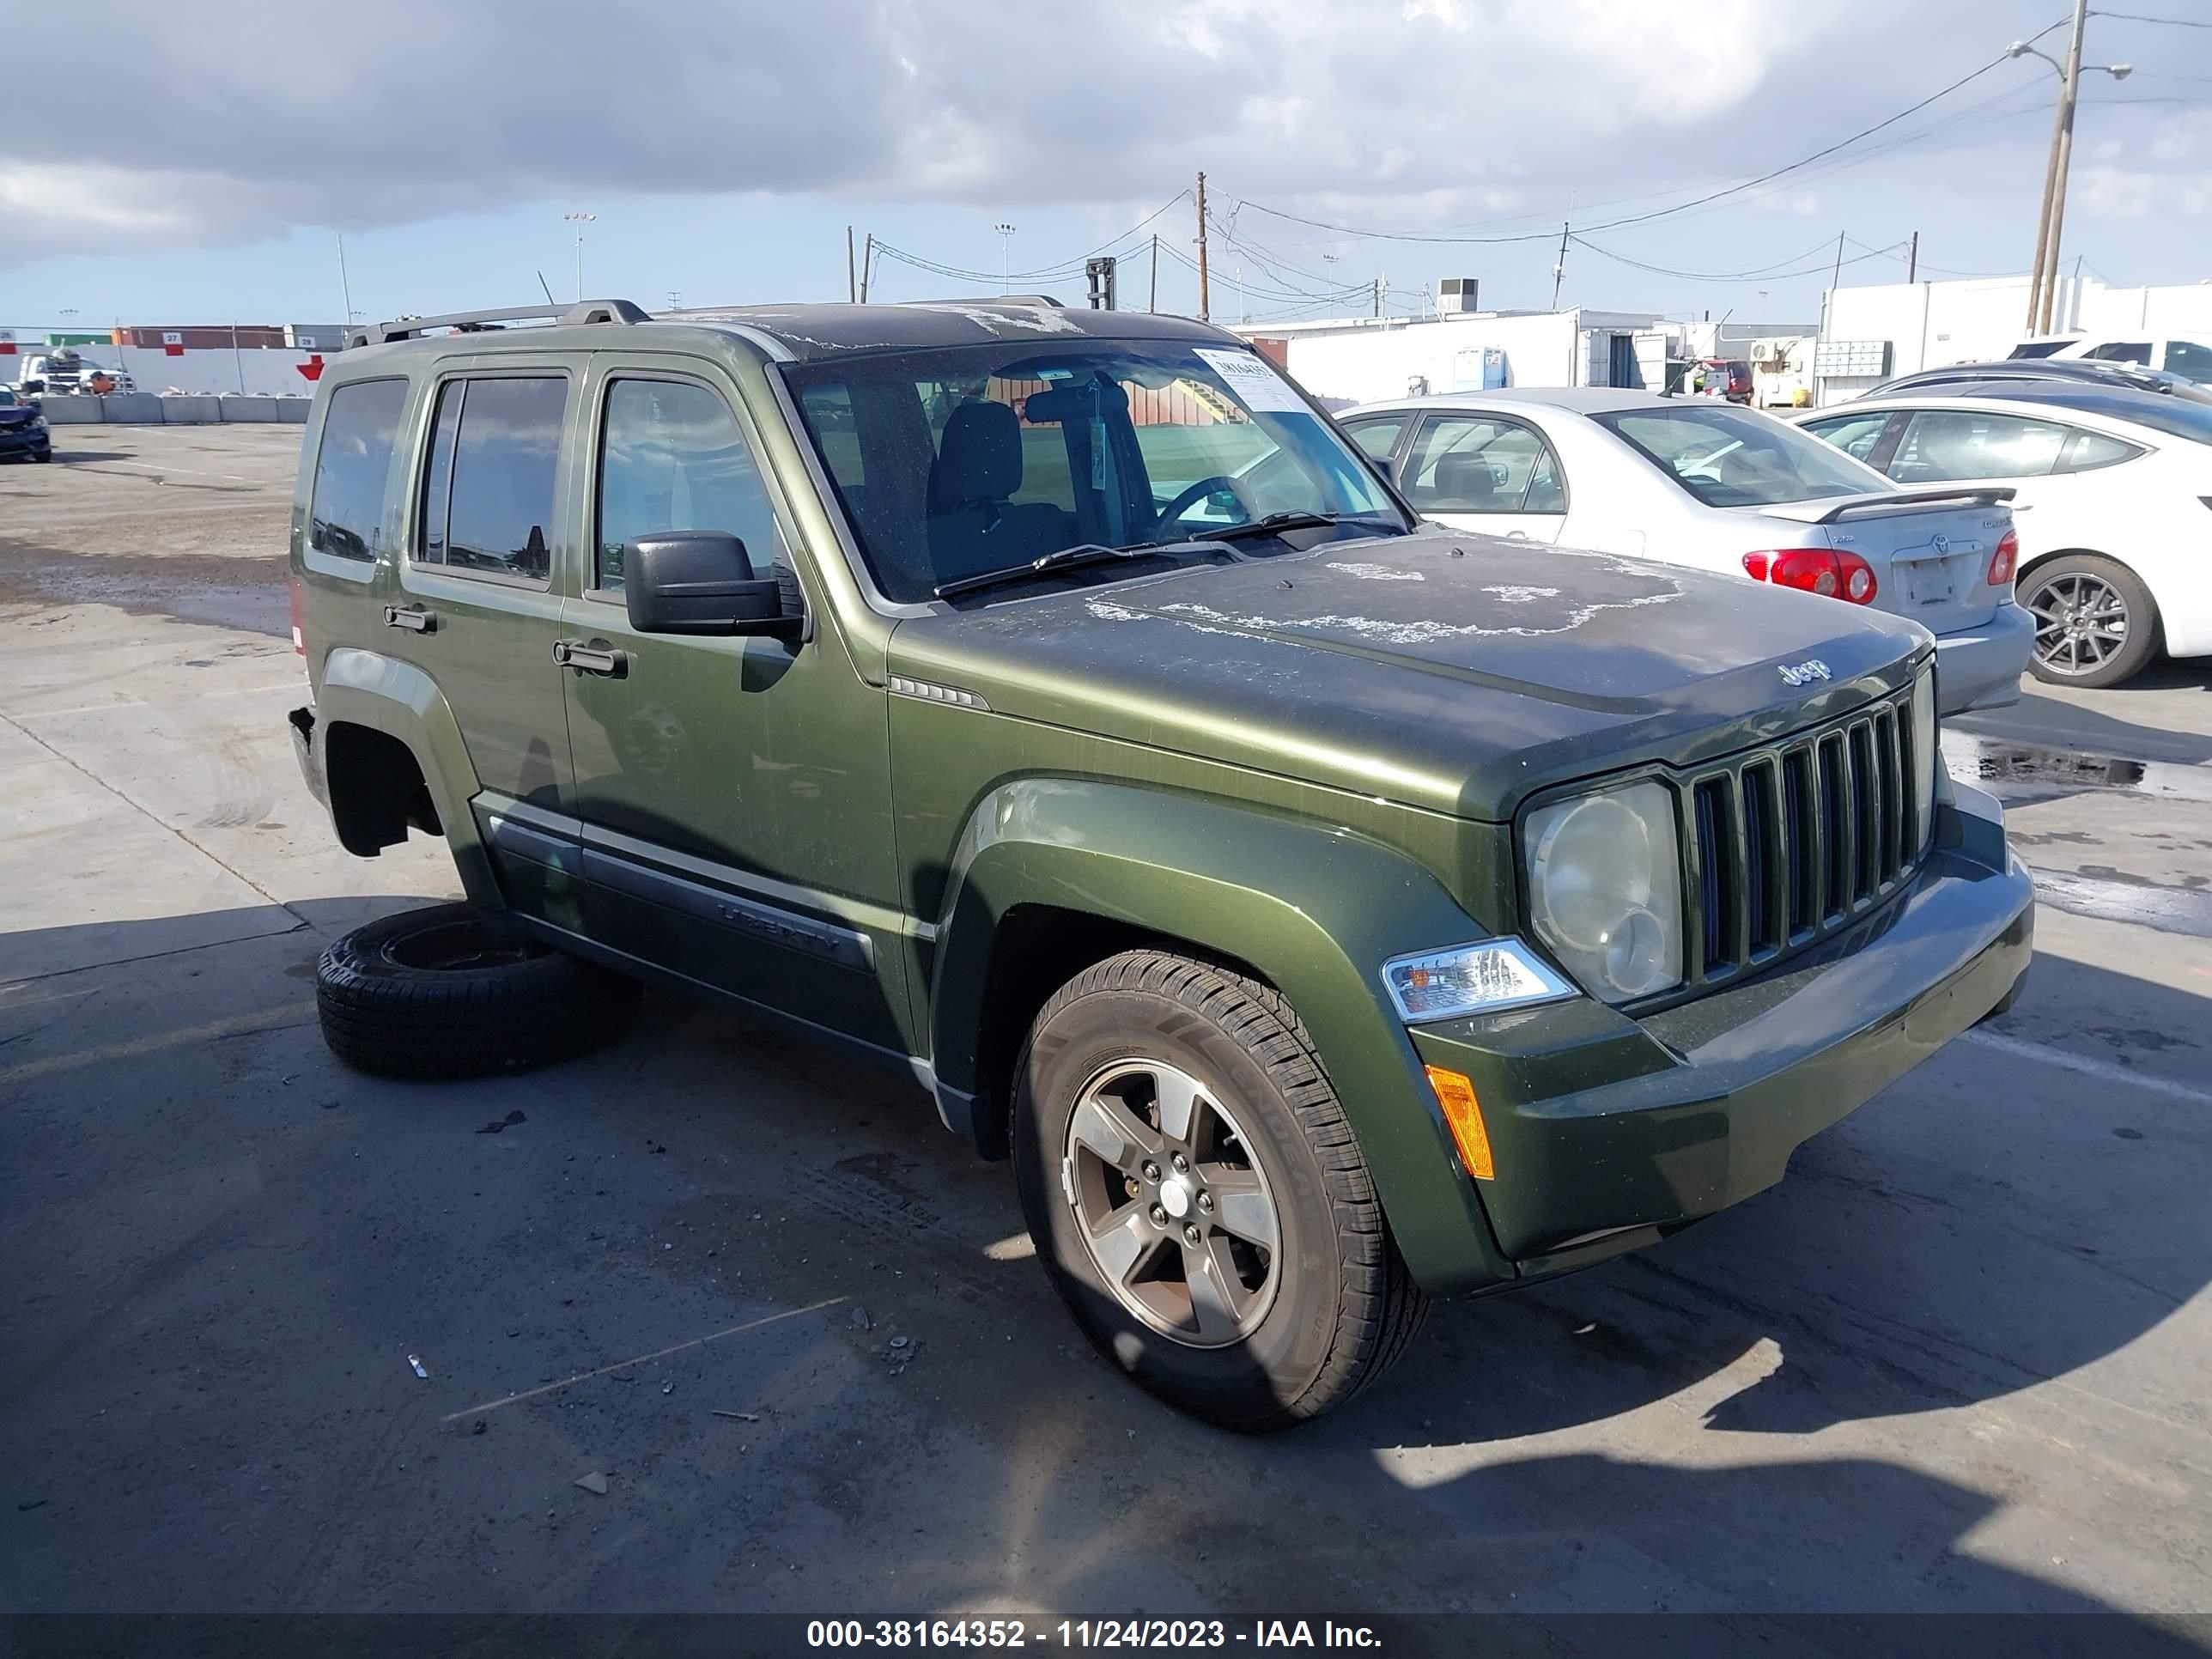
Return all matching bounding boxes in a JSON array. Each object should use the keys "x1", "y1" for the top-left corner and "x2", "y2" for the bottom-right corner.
[
  {"x1": 438, "y1": 1297, "x2": 850, "y2": 1422},
  {"x1": 1962, "y1": 1028, "x2": 2212, "y2": 1108}
]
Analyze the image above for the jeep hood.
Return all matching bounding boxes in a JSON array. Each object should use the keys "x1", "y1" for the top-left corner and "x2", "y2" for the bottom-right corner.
[{"x1": 885, "y1": 529, "x2": 1931, "y2": 822}]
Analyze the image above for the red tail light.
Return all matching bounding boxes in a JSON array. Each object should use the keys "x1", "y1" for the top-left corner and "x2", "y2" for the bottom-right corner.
[
  {"x1": 1987, "y1": 527, "x2": 2019, "y2": 587},
  {"x1": 290, "y1": 577, "x2": 305, "y2": 656},
  {"x1": 1742, "y1": 548, "x2": 1880, "y2": 605}
]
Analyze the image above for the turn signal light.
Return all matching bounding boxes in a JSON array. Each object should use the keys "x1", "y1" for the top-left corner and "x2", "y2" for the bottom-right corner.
[
  {"x1": 1987, "y1": 527, "x2": 2020, "y2": 588},
  {"x1": 1742, "y1": 548, "x2": 1878, "y2": 605},
  {"x1": 1425, "y1": 1065, "x2": 1495, "y2": 1181}
]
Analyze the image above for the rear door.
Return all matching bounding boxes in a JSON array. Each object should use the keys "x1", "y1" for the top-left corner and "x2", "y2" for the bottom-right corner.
[
  {"x1": 1396, "y1": 411, "x2": 1568, "y2": 543},
  {"x1": 387, "y1": 360, "x2": 582, "y2": 913}
]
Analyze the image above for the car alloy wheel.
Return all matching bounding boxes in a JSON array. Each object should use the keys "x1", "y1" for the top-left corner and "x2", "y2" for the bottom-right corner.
[
  {"x1": 2026, "y1": 570, "x2": 2129, "y2": 678},
  {"x1": 1060, "y1": 1057, "x2": 1281, "y2": 1348}
]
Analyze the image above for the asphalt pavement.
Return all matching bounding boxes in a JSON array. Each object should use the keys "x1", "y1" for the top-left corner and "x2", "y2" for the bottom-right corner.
[{"x1": 2, "y1": 428, "x2": 2208, "y2": 1627}]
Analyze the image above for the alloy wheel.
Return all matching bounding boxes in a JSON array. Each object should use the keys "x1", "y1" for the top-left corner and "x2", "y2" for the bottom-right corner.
[
  {"x1": 2026, "y1": 571, "x2": 2130, "y2": 678},
  {"x1": 1060, "y1": 1059, "x2": 1281, "y2": 1348}
]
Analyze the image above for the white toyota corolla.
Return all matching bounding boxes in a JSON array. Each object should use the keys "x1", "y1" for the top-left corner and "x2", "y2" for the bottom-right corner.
[{"x1": 1340, "y1": 390, "x2": 2032, "y2": 715}]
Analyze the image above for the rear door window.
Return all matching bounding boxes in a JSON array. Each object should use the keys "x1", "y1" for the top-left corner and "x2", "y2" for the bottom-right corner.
[
  {"x1": 1802, "y1": 410, "x2": 1894, "y2": 465},
  {"x1": 1889, "y1": 410, "x2": 2072, "y2": 482},
  {"x1": 419, "y1": 376, "x2": 568, "y2": 582},
  {"x1": 2061, "y1": 430, "x2": 2143, "y2": 473},
  {"x1": 2087, "y1": 342, "x2": 2153, "y2": 366},
  {"x1": 309, "y1": 379, "x2": 407, "y2": 562}
]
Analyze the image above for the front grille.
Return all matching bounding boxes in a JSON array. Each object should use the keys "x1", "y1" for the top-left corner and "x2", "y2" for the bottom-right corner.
[{"x1": 1685, "y1": 685, "x2": 1928, "y2": 987}]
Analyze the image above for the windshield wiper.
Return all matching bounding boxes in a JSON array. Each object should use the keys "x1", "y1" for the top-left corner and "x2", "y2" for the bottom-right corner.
[
  {"x1": 1206, "y1": 510, "x2": 1406, "y2": 542},
  {"x1": 933, "y1": 539, "x2": 1222, "y2": 601}
]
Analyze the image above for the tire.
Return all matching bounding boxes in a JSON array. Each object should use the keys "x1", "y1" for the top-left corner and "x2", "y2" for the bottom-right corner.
[
  {"x1": 316, "y1": 902, "x2": 639, "y2": 1079},
  {"x1": 1012, "y1": 950, "x2": 1426, "y2": 1431},
  {"x1": 2021, "y1": 554, "x2": 2160, "y2": 689}
]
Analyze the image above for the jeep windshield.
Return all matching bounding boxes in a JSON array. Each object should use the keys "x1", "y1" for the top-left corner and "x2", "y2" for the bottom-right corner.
[{"x1": 785, "y1": 341, "x2": 1409, "y2": 603}]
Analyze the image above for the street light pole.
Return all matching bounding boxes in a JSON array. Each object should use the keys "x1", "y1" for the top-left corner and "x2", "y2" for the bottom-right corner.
[
  {"x1": 994, "y1": 222, "x2": 1017, "y2": 289},
  {"x1": 2013, "y1": 15, "x2": 2130, "y2": 334},
  {"x1": 563, "y1": 212, "x2": 597, "y2": 303}
]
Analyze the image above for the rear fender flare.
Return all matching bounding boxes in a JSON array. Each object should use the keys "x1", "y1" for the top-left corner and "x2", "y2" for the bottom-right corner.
[
  {"x1": 928, "y1": 777, "x2": 1514, "y2": 1291},
  {"x1": 315, "y1": 647, "x2": 499, "y2": 908}
]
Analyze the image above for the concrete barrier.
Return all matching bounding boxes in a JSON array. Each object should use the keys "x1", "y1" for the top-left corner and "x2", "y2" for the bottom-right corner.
[
  {"x1": 161, "y1": 396, "x2": 222, "y2": 424},
  {"x1": 100, "y1": 392, "x2": 163, "y2": 424},
  {"x1": 275, "y1": 398, "x2": 311, "y2": 423},
  {"x1": 219, "y1": 395, "x2": 279, "y2": 422},
  {"x1": 38, "y1": 394, "x2": 106, "y2": 425}
]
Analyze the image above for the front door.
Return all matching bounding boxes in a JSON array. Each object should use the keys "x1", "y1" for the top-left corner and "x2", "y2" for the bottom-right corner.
[
  {"x1": 1396, "y1": 411, "x2": 1569, "y2": 544},
  {"x1": 557, "y1": 356, "x2": 905, "y2": 1052}
]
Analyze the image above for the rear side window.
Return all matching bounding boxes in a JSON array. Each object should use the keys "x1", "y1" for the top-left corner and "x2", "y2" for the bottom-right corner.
[
  {"x1": 1592, "y1": 405, "x2": 1880, "y2": 507},
  {"x1": 596, "y1": 379, "x2": 779, "y2": 592},
  {"x1": 418, "y1": 376, "x2": 567, "y2": 581},
  {"x1": 2087, "y1": 342, "x2": 2153, "y2": 366},
  {"x1": 2063, "y1": 431, "x2": 2142, "y2": 472},
  {"x1": 1802, "y1": 410, "x2": 1893, "y2": 464},
  {"x1": 309, "y1": 379, "x2": 406, "y2": 562}
]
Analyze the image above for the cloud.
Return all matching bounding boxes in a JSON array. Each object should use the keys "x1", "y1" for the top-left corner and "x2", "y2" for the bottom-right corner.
[{"x1": 1, "y1": 0, "x2": 2194, "y2": 265}]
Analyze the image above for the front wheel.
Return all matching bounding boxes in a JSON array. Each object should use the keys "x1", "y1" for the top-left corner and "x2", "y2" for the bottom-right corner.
[
  {"x1": 1012, "y1": 951, "x2": 1425, "y2": 1430},
  {"x1": 2021, "y1": 554, "x2": 2160, "y2": 689}
]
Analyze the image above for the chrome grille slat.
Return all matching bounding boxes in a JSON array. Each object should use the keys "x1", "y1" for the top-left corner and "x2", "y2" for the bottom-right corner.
[{"x1": 1682, "y1": 684, "x2": 1929, "y2": 994}]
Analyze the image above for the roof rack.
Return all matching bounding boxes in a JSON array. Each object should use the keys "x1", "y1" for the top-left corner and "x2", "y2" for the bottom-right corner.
[
  {"x1": 904, "y1": 294, "x2": 1066, "y2": 309},
  {"x1": 348, "y1": 299, "x2": 652, "y2": 349}
]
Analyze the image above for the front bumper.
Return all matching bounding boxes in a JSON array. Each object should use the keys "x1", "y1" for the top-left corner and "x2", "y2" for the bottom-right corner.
[
  {"x1": 0, "y1": 425, "x2": 51, "y2": 456},
  {"x1": 1407, "y1": 782, "x2": 2032, "y2": 1276},
  {"x1": 1933, "y1": 603, "x2": 2033, "y2": 714}
]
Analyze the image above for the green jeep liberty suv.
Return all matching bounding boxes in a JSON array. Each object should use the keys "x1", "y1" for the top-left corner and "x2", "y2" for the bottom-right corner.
[{"x1": 289, "y1": 296, "x2": 2033, "y2": 1429}]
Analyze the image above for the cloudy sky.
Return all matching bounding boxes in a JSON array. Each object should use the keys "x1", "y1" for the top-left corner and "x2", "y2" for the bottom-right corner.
[{"x1": 3, "y1": 0, "x2": 2209, "y2": 329}]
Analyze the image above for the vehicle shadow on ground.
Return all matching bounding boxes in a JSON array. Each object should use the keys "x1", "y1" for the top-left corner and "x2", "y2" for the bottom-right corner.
[
  {"x1": 1951, "y1": 670, "x2": 2212, "y2": 769},
  {"x1": 2, "y1": 897, "x2": 2203, "y2": 1620}
]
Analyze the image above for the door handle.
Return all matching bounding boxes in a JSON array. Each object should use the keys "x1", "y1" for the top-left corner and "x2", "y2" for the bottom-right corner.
[
  {"x1": 382, "y1": 604, "x2": 435, "y2": 634},
  {"x1": 553, "y1": 639, "x2": 629, "y2": 678}
]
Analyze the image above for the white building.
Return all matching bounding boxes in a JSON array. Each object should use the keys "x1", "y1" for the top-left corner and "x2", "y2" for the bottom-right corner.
[
  {"x1": 1235, "y1": 301, "x2": 1814, "y2": 409},
  {"x1": 1815, "y1": 274, "x2": 2212, "y2": 403}
]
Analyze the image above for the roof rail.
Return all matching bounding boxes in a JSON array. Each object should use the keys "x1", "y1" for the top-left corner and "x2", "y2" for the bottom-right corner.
[
  {"x1": 904, "y1": 294, "x2": 1066, "y2": 310},
  {"x1": 348, "y1": 299, "x2": 652, "y2": 349}
]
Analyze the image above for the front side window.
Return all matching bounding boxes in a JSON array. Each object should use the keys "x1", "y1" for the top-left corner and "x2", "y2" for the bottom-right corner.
[
  {"x1": 596, "y1": 379, "x2": 779, "y2": 592},
  {"x1": 785, "y1": 341, "x2": 1408, "y2": 603},
  {"x1": 1593, "y1": 405, "x2": 1885, "y2": 507},
  {"x1": 310, "y1": 378, "x2": 407, "y2": 562},
  {"x1": 1401, "y1": 415, "x2": 1565, "y2": 514},
  {"x1": 1889, "y1": 410, "x2": 2073, "y2": 483},
  {"x1": 1802, "y1": 410, "x2": 1893, "y2": 464},
  {"x1": 418, "y1": 376, "x2": 567, "y2": 581},
  {"x1": 1340, "y1": 415, "x2": 1407, "y2": 461}
]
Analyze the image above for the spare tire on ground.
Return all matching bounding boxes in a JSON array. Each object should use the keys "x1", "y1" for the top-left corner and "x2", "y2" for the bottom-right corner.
[{"x1": 316, "y1": 902, "x2": 639, "y2": 1079}]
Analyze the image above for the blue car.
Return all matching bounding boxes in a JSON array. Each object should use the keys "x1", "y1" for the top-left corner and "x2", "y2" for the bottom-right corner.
[{"x1": 0, "y1": 387, "x2": 52, "y2": 462}]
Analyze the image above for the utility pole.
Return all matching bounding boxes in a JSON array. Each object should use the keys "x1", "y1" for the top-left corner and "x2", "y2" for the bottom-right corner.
[
  {"x1": 1907, "y1": 230, "x2": 1919, "y2": 284},
  {"x1": 860, "y1": 234, "x2": 873, "y2": 303},
  {"x1": 2039, "y1": 6, "x2": 2092, "y2": 337},
  {"x1": 336, "y1": 234, "x2": 354, "y2": 328},
  {"x1": 1149, "y1": 234, "x2": 1159, "y2": 313},
  {"x1": 1830, "y1": 231, "x2": 1845, "y2": 300},
  {"x1": 2025, "y1": 0, "x2": 2088, "y2": 331},
  {"x1": 1550, "y1": 221, "x2": 1570, "y2": 308},
  {"x1": 847, "y1": 226, "x2": 856, "y2": 303},
  {"x1": 1373, "y1": 275, "x2": 1383, "y2": 319},
  {"x1": 1194, "y1": 172, "x2": 1211, "y2": 322}
]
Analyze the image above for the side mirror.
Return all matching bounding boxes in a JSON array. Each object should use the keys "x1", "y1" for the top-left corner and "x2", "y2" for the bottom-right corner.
[{"x1": 623, "y1": 531, "x2": 801, "y2": 640}]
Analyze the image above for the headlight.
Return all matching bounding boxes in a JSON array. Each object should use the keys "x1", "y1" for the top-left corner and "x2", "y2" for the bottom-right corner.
[
  {"x1": 1525, "y1": 780, "x2": 1684, "y2": 1003},
  {"x1": 1380, "y1": 938, "x2": 1575, "y2": 1023},
  {"x1": 27, "y1": 416, "x2": 46, "y2": 431},
  {"x1": 1911, "y1": 666, "x2": 1937, "y2": 854}
]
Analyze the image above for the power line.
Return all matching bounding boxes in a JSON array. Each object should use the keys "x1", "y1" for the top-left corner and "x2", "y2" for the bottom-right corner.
[
  {"x1": 1231, "y1": 52, "x2": 2029, "y2": 247},
  {"x1": 867, "y1": 191, "x2": 1194, "y2": 290},
  {"x1": 1571, "y1": 234, "x2": 1910, "y2": 284},
  {"x1": 2092, "y1": 8, "x2": 2212, "y2": 27}
]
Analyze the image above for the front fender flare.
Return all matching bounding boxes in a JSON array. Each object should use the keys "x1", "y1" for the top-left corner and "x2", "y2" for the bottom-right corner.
[
  {"x1": 316, "y1": 647, "x2": 499, "y2": 909},
  {"x1": 930, "y1": 777, "x2": 1514, "y2": 1293}
]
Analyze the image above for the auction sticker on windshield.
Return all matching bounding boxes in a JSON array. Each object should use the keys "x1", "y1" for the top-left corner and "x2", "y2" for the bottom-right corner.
[{"x1": 1194, "y1": 347, "x2": 1307, "y2": 413}]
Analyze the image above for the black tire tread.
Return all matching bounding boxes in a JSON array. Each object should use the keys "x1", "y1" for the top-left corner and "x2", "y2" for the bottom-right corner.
[
  {"x1": 1023, "y1": 949, "x2": 1427, "y2": 1426},
  {"x1": 315, "y1": 902, "x2": 637, "y2": 1080}
]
